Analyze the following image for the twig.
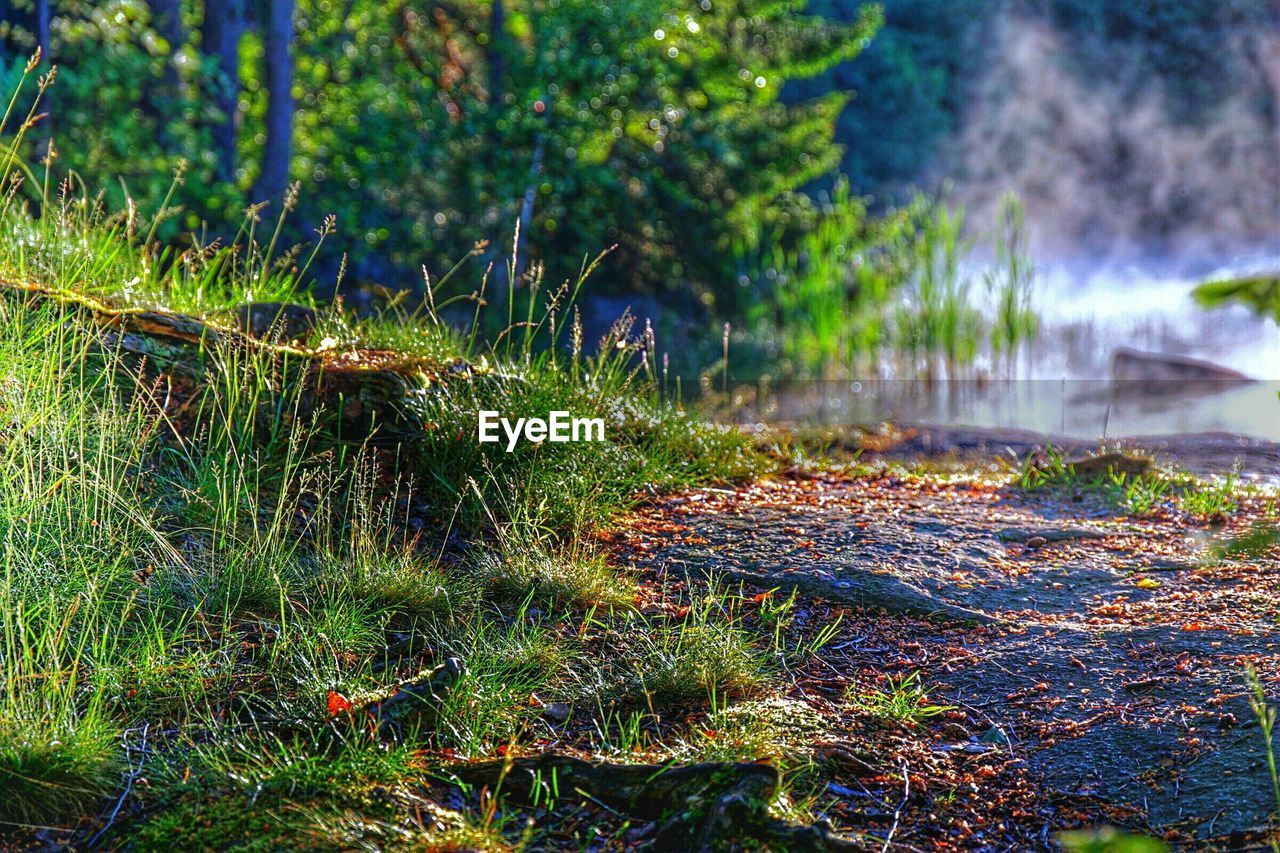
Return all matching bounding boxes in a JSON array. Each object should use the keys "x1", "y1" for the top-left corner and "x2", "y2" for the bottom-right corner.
[
  {"x1": 86, "y1": 723, "x2": 149, "y2": 848},
  {"x1": 881, "y1": 759, "x2": 910, "y2": 853}
]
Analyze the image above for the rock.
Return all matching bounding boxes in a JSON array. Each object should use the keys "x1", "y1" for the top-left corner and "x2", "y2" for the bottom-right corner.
[
  {"x1": 1065, "y1": 451, "x2": 1152, "y2": 478},
  {"x1": 541, "y1": 702, "x2": 572, "y2": 724},
  {"x1": 719, "y1": 564, "x2": 1000, "y2": 625},
  {"x1": 996, "y1": 526, "x2": 1109, "y2": 543},
  {"x1": 234, "y1": 301, "x2": 318, "y2": 342},
  {"x1": 1111, "y1": 347, "x2": 1253, "y2": 396},
  {"x1": 979, "y1": 726, "x2": 1010, "y2": 746}
]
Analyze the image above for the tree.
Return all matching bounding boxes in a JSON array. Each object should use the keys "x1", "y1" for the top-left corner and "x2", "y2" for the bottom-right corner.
[
  {"x1": 202, "y1": 0, "x2": 245, "y2": 184},
  {"x1": 9, "y1": 0, "x2": 883, "y2": 312},
  {"x1": 284, "y1": 0, "x2": 879, "y2": 303},
  {"x1": 253, "y1": 0, "x2": 296, "y2": 204}
]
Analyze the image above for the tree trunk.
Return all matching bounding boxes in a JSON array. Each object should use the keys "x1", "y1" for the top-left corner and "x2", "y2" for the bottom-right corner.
[
  {"x1": 201, "y1": 0, "x2": 245, "y2": 184},
  {"x1": 0, "y1": 279, "x2": 496, "y2": 447},
  {"x1": 513, "y1": 129, "x2": 545, "y2": 284},
  {"x1": 152, "y1": 0, "x2": 185, "y2": 56},
  {"x1": 253, "y1": 0, "x2": 296, "y2": 205},
  {"x1": 486, "y1": 0, "x2": 505, "y2": 105},
  {"x1": 35, "y1": 0, "x2": 50, "y2": 57},
  {"x1": 152, "y1": 0, "x2": 186, "y2": 93},
  {"x1": 146, "y1": 0, "x2": 188, "y2": 150}
]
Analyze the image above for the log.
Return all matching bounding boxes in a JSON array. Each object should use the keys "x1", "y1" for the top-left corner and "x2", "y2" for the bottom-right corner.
[{"x1": 0, "y1": 280, "x2": 484, "y2": 445}]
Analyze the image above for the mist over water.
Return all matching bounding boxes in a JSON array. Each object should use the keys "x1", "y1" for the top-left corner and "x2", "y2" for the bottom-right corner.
[
  {"x1": 945, "y1": 14, "x2": 1280, "y2": 270},
  {"x1": 750, "y1": 254, "x2": 1280, "y2": 445},
  {"x1": 1026, "y1": 257, "x2": 1280, "y2": 382},
  {"x1": 877, "y1": 11, "x2": 1280, "y2": 443}
]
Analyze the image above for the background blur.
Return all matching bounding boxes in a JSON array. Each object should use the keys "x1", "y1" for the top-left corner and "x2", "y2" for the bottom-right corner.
[{"x1": 2, "y1": 0, "x2": 1279, "y2": 389}]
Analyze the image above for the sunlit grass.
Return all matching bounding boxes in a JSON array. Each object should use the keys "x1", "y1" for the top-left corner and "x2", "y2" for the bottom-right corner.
[{"x1": 0, "y1": 61, "x2": 779, "y2": 846}]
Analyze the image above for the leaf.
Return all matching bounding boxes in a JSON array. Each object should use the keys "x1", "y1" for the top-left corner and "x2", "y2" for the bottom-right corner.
[
  {"x1": 1135, "y1": 578, "x2": 1161, "y2": 590},
  {"x1": 1192, "y1": 275, "x2": 1280, "y2": 322},
  {"x1": 327, "y1": 690, "x2": 355, "y2": 716}
]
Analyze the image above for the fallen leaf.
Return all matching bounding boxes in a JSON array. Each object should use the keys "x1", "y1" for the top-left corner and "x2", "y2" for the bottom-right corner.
[{"x1": 327, "y1": 690, "x2": 354, "y2": 716}]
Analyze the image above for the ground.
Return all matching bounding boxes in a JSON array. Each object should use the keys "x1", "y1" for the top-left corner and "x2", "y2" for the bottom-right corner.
[
  {"x1": 2, "y1": 220, "x2": 1278, "y2": 850},
  {"x1": 613, "y1": 451, "x2": 1280, "y2": 849}
]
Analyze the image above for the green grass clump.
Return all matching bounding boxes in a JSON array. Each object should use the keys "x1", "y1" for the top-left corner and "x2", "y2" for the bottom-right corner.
[
  {"x1": 430, "y1": 605, "x2": 573, "y2": 754},
  {"x1": 473, "y1": 543, "x2": 632, "y2": 610},
  {"x1": 1016, "y1": 447, "x2": 1253, "y2": 520},
  {"x1": 129, "y1": 740, "x2": 422, "y2": 851},
  {"x1": 0, "y1": 704, "x2": 122, "y2": 825},
  {"x1": 676, "y1": 695, "x2": 826, "y2": 765},
  {"x1": 848, "y1": 671, "x2": 954, "y2": 728},
  {"x1": 616, "y1": 588, "x2": 769, "y2": 711}
]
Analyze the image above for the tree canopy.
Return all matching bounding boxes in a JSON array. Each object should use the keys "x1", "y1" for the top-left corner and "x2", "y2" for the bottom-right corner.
[{"x1": 0, "y1": 0, "x2": 880, "y2": 307}]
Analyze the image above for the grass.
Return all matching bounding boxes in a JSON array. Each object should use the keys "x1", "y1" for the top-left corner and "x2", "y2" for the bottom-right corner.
[
  {"x1": 615, "y1": 584, "x2": 770, "y2": 711},
  {"x1": 739, "y1": 185, "x2": 1038, "y2": 381},
  {"x1": 848, "y1": 671, "x2": 954, "y2": 728},
  {"x1": 1015, "y1": 447, "x2": 1252, "y2": 520},
  {"x1": 0, "y1": 63, "x2": 784, "y2": 844}
]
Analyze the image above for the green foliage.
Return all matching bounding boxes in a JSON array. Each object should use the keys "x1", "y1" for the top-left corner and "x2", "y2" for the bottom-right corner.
[
  {"x1": 1016, "y1": 450, "x2": 1254, "y2": 521},
  {"x1": 795, "y1": 0, "x2": 988, "y2": 196},
  {"x1": 1194, "y1": 275, "x2": 1280, "y2": 325},
  {"x1": 742, "y1": 188, "x2": 1038, "y2": 379},
  {"x1": 892, "y1": 199, "x2": 982, "y2": 380},
  {"x1": 615, "y1": 584, "x2": 768, "y2": 709},
  {"x1": 1058, "y1": 827, "x2": 1167, "y2": 853},
  {"x1": 848, "y1": 671, "x2": 953, "y2": 727},
  {"x1": 3, "y1": 1, "x2": 239, "y2": 230},
  {"x1": 0, "y1": 81, "x2": 777, "y2": 839},
  {"x1": 1246, "y1": 664, "x2": 1280, "y2": 834},
  {"x1": 985, "y1": 192, "x2": 1037, "y2": 376},
  {"x1": 3, "y1": 0, "x2": 881, "y2": 306},
  {"x1": 744, "y1": 178, "x2": 918, "y2": 374},
  {"x1": 430, "y1": 604, "x2": 570, "y2": 754}
]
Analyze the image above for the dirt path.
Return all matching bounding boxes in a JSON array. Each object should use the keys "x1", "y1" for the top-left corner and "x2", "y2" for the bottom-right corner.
[{"x1": 618, "y1": 471, "x2": 1280, "y2": 845}]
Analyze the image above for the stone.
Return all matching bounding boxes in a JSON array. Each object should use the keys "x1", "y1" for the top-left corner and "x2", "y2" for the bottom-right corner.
[
  {"x1": 1065, "y1": 451, "x2": 1152, "y2": 478},
  {"x1": 1111, "y1": 347, "x2": 1253, "y2": 396},
  {"x1": 541, "y1": 702, "x2": 571, "y2": 724}
]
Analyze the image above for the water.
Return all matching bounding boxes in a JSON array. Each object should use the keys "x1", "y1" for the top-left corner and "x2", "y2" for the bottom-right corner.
[
  {"x1": 1026, "y1": 261, "x2": 1280, "y2": 383},
  {"x1": 736, "y1": 261, "x2": 1280, "y2": 444}
]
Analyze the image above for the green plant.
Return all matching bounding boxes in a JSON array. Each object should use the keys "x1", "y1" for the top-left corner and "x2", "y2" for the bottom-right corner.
[
  {"x1": 618, "y1": 585, "x2": 768, "y2": 711},
  {"x1": 849, "y1": 671, "x2": 953, "y2": 727},
  {"x1": 1118, "y1": 472, "x2": 1171, "y2": 517},
  {"x1": 986, "y1": 193, "x2": 1038, "y2": 378},
  {"x1": 1247, "y1": 665, "x2": 1280, "y2": 837},
  {"x1": 1015, "y1": 449, "x2": 1178, "y2": 517},
  {"x1": 429, "y1": 602, "x2": 571, "y2": 755},
  {"x1": 1179, "y1": 472, "x2": 1241, "y2": 519}
]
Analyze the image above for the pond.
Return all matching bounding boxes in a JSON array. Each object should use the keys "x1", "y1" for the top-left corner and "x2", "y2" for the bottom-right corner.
[{"x1": 730, "y1": 259, "x2": 1280, "y2": 479}]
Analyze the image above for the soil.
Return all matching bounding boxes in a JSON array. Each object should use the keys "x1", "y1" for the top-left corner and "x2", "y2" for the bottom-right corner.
[{"x1": 615, "y1": 458, "x2": 1280, "y2": 848}]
